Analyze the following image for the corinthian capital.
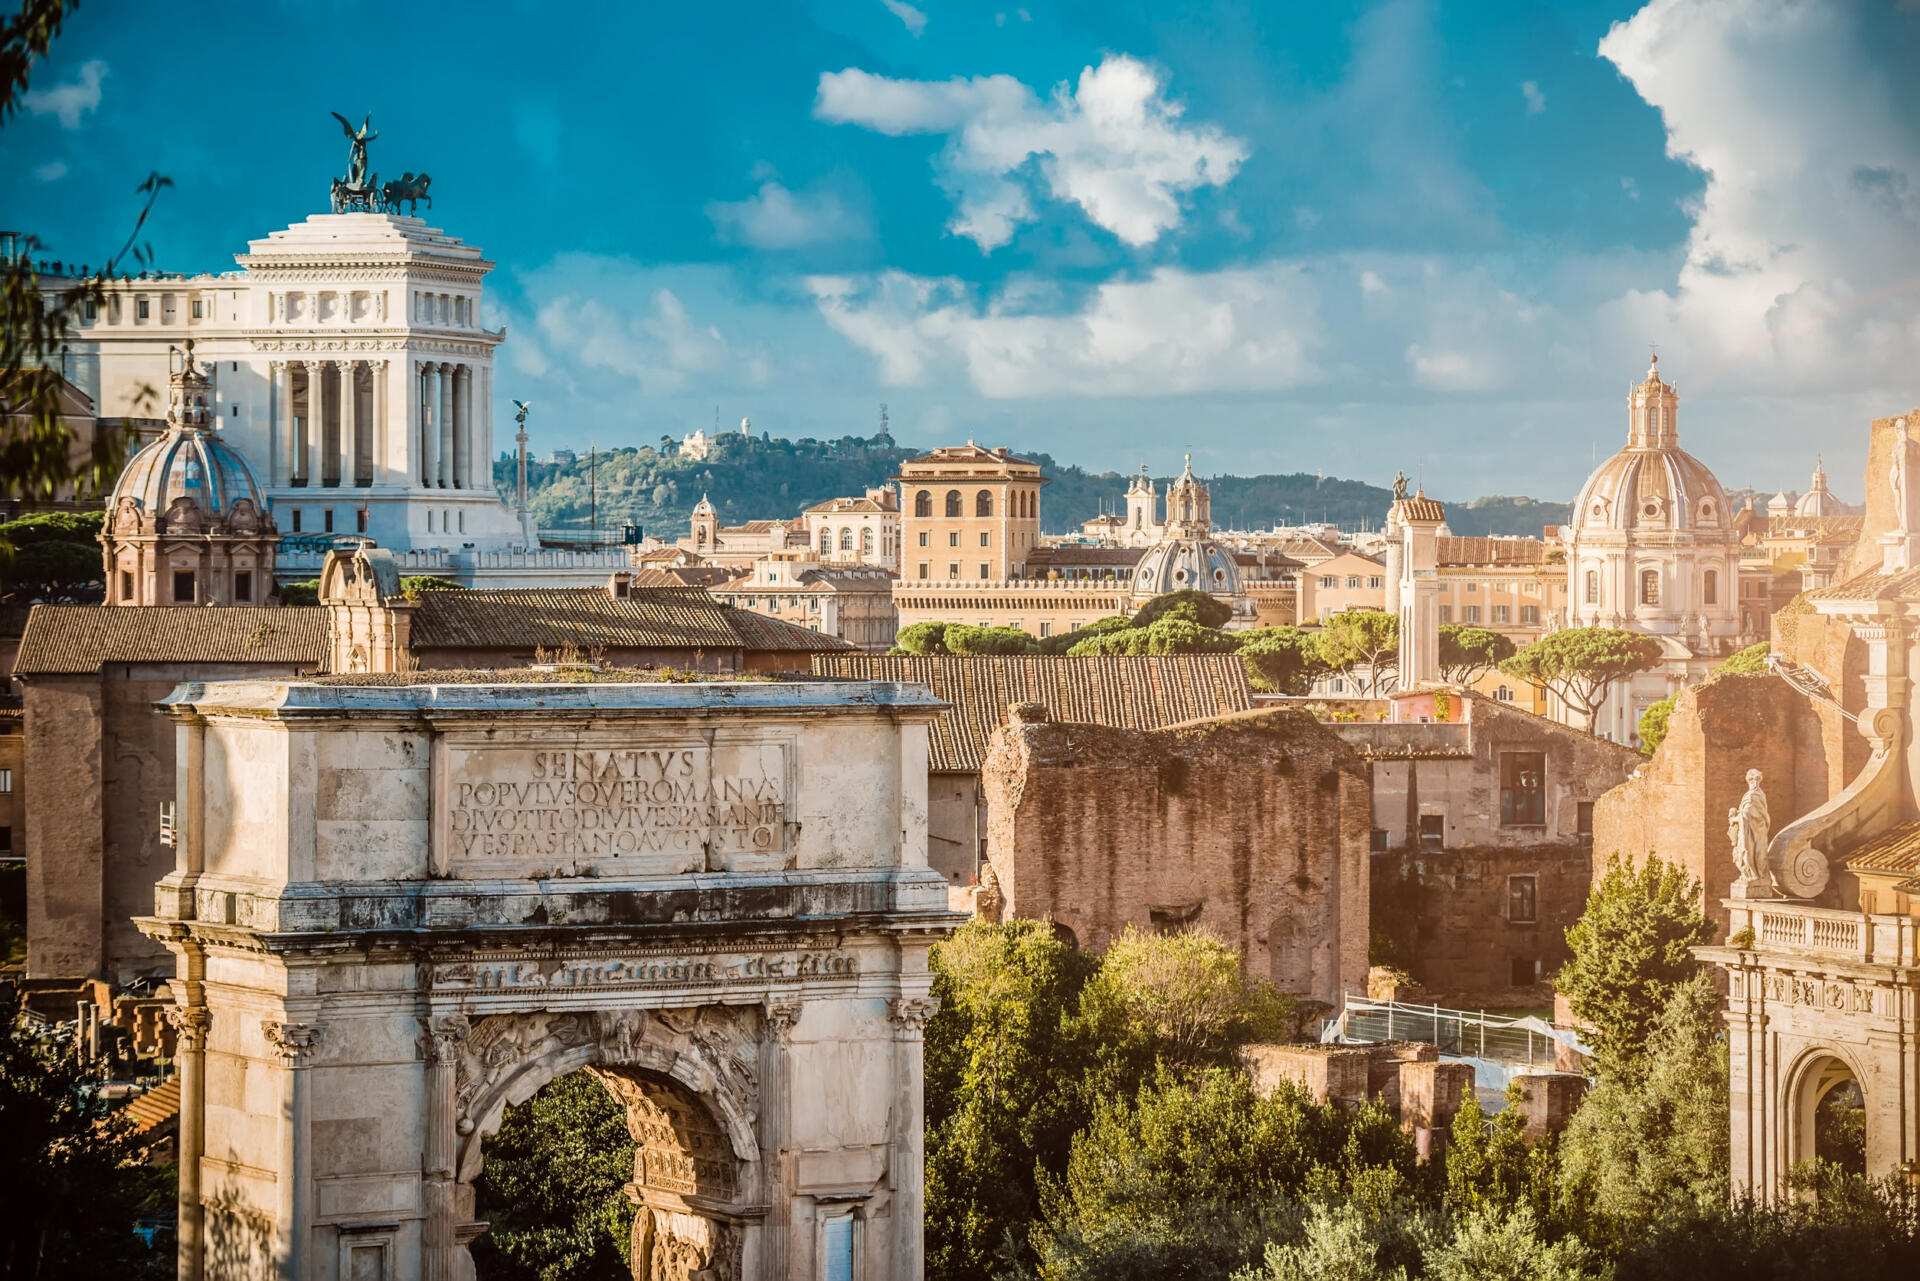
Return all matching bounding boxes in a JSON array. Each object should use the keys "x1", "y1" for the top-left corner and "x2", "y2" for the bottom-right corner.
[
  {"x1": 261, "y1": 1019, "x2": 323, "y2": 1066},
  {"x1": 165, "y1": 1004, "x2": 211, "y2": 1050},
  {"x1": 889, "y1": 995, "x2": 939, "y2": 1037},
  {"x1": 419, "y1": 1013, "x2": 471, "y2": 1064}
]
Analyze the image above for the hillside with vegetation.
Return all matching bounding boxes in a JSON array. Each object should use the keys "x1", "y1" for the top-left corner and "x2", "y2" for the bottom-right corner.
[{"x1": 493, "y1": 432, "x2": 1571, "y2": 541}]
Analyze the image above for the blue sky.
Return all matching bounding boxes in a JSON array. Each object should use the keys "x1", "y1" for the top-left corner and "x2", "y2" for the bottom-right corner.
[{"x1": 7, "y1": 0, "x2": 1920, "y2": 501}]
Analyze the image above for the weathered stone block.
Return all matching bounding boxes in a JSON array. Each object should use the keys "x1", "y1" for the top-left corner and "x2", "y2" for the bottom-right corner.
[
  {"x1": 1365, "y1": 1042, "x2": 1438, "y2": 1113},
  {"x1": 1512, "y1": 1071, "x2": 1588, "y2": 1140},
  {"x1": 1238, "y1": 1044, "x2": 1372, "y2": 1105},
  {"x1": 1398, "y1": 1060, "x2": 1474, "y2": 1130}
]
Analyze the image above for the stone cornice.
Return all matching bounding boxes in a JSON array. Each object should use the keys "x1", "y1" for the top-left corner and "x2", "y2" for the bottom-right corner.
[{"x1": 245, "y1": 333, "x2": 501, "y2": 356}]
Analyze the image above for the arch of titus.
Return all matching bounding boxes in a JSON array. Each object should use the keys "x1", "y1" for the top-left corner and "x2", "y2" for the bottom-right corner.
[{"x1": 137, "y1": 677, "x2": 956, "y2": 1280}]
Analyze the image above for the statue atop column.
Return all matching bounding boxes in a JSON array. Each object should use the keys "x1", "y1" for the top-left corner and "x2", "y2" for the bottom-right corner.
[{"x1": 1729, "y1": 768, "x2": 1779, "y2": 898}]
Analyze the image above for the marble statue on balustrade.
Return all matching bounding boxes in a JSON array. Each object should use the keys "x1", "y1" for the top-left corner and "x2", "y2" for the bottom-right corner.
[{"x1": 1729, "y1": 768, "x2": 1779, "y2": 898}]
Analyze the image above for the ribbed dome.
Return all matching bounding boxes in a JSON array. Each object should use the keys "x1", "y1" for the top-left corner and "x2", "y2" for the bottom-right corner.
[
  {"x1": 109, "y1": 346, "x2": 265, "y2": 520},
  {"x1": 1793, "y1": 458, "x2": 1840, "y2": 517},
  {"x1": 1567, "y1": 355, "x2": 1730, "y2": 535},
  {"x1": 1133, "y1": 537, "x2": 1242, "y2": 596}
]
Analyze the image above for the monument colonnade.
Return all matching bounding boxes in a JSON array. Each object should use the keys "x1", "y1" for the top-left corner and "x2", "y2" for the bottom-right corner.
[{"x1": 267, "y1": 357, "x2": 489, "y2": 492}]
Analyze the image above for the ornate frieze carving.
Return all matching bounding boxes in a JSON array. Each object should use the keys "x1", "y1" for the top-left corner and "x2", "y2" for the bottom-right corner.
[{"x1": 431, "y1": 948, "x2": 857, "y2": 994}]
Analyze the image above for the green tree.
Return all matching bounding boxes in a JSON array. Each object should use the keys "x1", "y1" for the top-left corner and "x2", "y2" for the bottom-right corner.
[
  {"x1": 1066, "y1": 616, "x2": 1240, "y2": 657},
  {"x1": 1132, "y1": 589, "x2": 1234, "y2": 630},
  {"x1": 895, "y1": 620, "x2": 950, "y2": 655},
  {"x1": 944, "y1": 623, "x2": 1042, "y2": 655},
  {"x1": 1038, "y1": 615, "x2": 1129, "y2": 655},
  {"x1": 469, "y1": 1072, "x2": 636, "y2": 1281},
  {"x1": 0, "y1": 1000, "x2": 175, "y2": 1280},
  {"x1": 1556, "y1": 855, "x2": 1713, "y2": 1070},
  {"x1": 1638, "y1": 696, "x2": 1675, "y2": 754},
  {"x1": 0, "y1": 510, "x2": 103, "y2": 601},
  {"x1": 1234, "y1": 1201, "x2": 1424, "y2": 1281},
  {"x1": 279, "y1": 579, "x2": 320, "y2": 606},
  {"x1": 1558, "y1": 973, "x2": 1729, "y2": 1239},
  {"x1": 1317, "y1": 610, "x2": 1398, "y2": 696},
  {"x1": 925, "y1": 919, "x2": 1092, "y2": 1281},
  {"x1": 1424, "y1": 1205, "x2": 1607, "y2": 1281},
  {"x1": 399, "y1": 574, "x2": 464, "y2": 599},
  {"x1": 1715, "y1": 642, "x2": 1770, "y2": 676},
  {"x1": 1237, "y1": 626, "x2": 1323, "y2": 694},
  {"x1": 1499, "y1": 628, "x2": 1662, "y2": 732},
  {"x1": 1438, "y1": 625, "x2": 1516, "y2": 686}
]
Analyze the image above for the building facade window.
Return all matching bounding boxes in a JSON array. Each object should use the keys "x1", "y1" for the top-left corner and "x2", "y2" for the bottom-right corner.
[
  {"x1": 1703, "y1": 569, "x2": 1718, "y2": 605},
  {"x1": 1492, "y1": 605, "x2": 1510, "y2": 624},
  {"x1": 978, "y1": 563, "x2": 989, "y2": 579},
  {"x1": 234, "y1": 571, "x2": 252, "y2": 603},
  {"x1": 1418, "y1": 814, "x2": 1445, "y2": 851},
  {"x1": 0, "y1": 768, "x2": 11, "y2": 794},
  {"x1": 324, "y1": 509, "x2": 335, "y2": 534},
  {"x1": 1576, "y1": 801, "x2": 1595, "y2": 838},
  {"x1": 1346, "y1": 575, "x2": 1361, "y2": 588},
  {"x1": 980, "y1": 531, "x2": 990, "y2": 547},
  {"x1": 1493, "y1": 684, "x2": 1514, "y2": 702},
  {"x1": 119, "y1": 570, "x2": 134, "y2": 601},
  {"x1": 1369, "y1": 827, "x2": 1390, "y2": 853},
  {"x1": 1368, "y1": 576, "x2": 1383, "y2": 589},
  {"x1": 292, "y1": 509, "x2": 303, "y2": 533},
  {"x1": 1520, "y1": 605, "x2": 1538, "y2": 625},
  {"x1": 1500, "y1": 752, "x2": 1546, "y2": 826},
  {"x1": 917, "y1": 562, "x2": 929, "y2": 579},
  {"x1": 1507, "y1": 874, "x2": 1538, "y2": 924},
  {"x1": 1463, "y1": 605, "x2": 1481, "y2": 623},
  {"x1": 976, "y1": 490, "x2": 994, "y2": 517},
  {"x1": 945, "y1": 490, "x2": 963, "y2": 517},
  {"x1": 1584, "y1": 570, "x2": 1598, "y2": 604},
  {"x1": 915, "y1": 490, "x2": 932, "y2": 517},
  {"x1": 1320, "y1": 575, "x2": 1337, "y2": 589},
  {"x1": 1439, "y1": 605, "x2": 1453, "y2": 623},
  {"x1": 840, "y1": 528, "x2": 854, "y2": 552},
  {"x1": 918, "y1": 531, "x2": 928, "y2": 547},
  {"x1": 172, "y1": 569, "x2": 196, "y2": 603},
  {"x1": 948, "y1": 563, "x2": 959, "y2": 579},
  {"x1": 820, "y1": 528, "x2": 832, "y2": 553},
  {"x1": 1640, "y1": 569, "x2": 1660, "y2": 605},
  {"x1": 861, "y1": 528, "x2": 874, "y2": 558}
]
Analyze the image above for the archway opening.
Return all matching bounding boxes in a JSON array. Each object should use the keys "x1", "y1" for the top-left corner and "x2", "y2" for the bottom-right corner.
[{"x1": 1793, "y1": 1054, "x2": 1867, "y2": 1182}]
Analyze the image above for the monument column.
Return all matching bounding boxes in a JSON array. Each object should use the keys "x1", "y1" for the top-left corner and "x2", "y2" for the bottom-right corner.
[
  {"x1": 889, "y1": 996, "x2": 937, "y2": 1281},
  {"x1": 420, "y1": 362, "x2": 438, "y2": 490},
  {"x1": 437, "y1": 362, "x2": 454, "y2": 488},
  {"x1": 373, "y1": 359, "x2": 389, "y2": 488},
  {"x1": 300, "y1": 361, "x2": 319, "y2": 487},
  {"x1": 420, "y1": 1014, "x2": 469, "y2": 1281},
  {"x1": 341, "y1": 360, "x2": 358, "y2": 488},
  {"x1": 167, "y1": 1002, "x2": 211, "y2": 1281},
  {"x1": 451, "y1": 365, "x2": 469, "y2": 490},
  {"x1": 270, "y1": 361, "x2": 289, "y2": 486},
  {"x1": 262, "y1": 1021, "x2": 322, "y2": 1278},
  {"x1": 474, "y1": 365, "x2": 492, "y2": 492}
]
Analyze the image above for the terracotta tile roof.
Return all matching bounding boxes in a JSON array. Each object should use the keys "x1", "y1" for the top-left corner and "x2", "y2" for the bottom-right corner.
[
  {"x1": 728, "y1": 608, "x2": 856, "y2": 652},
  {"x1": 1811, "y1": 567, "x2": 1920, "y2": 602},
  {"x1": 408, "y1": 587, "x2": 851, "y2": 654},
  {"x1": 121, "y1": 1076, "x2": 180, "y2": 1135},
  {"x1": 805, "y1": 496, "x2": 893, "y2": 514},
  {"x1": 811, "y1": 654, "x2": 1254, "y2": 771},
  {"x1": 1844, "y1": 819, "x2": 1920, "y2": 874},
  {"x1": 1273, "y1": 538, "x2": 1340, "y2": 560},
  {"x1": 1394, "y1": 495, "x2": 1447, "y2": 523},
  {"x1": 630, "y1": 567, "x2": 739, "y2": 589},
  {"x1": 1233, "y1": 551, "x2": 1305, "y2": 569},
  {"x1": 1437, "y1": 537, "x2": 1550, "y2": 566},
  {"x1": 1026, "y1": 546, "x2": 1147, "y2": 567},
  {"x1": 13, "y1": 606, "x2": 329, "y2": 675}
]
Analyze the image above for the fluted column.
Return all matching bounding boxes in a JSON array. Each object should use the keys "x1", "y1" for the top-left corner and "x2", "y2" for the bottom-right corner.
[
  {"x1": 300, "y1": 361, "x2": 319, "y2": 486},
  {"x1": 473, "y1": 365, "x2": 491, "y2": 492},
  {"x1": 889, "y1": 996, "x2": 938, "y2": 1281},
  {"x1": 437, "y1": 363, "x2": 454, "y2": 488},
  {"x1": 270, "y1": 361, "x2": 289, "y2": 486},
  {"x1": 340, "y1": 360, "x2": 358, "y2": 488},
  {"x1": 451, "y1": 365, "x2": 469, "y2": 490},
  {"x1": 419, "y1": 362, "x2": 437, "y2": 489},
  {"x1": 168, "y1": 1004, "x2": 211, "y2": 1281},
  {"x1": 261, "y1": 1020, "x2": 322, "y2": 1279},
  {"x1": 759, "y1": 1001, "x2": 800, "y2": 1276},
  {"x1": 421, "y1": 1014, "x2": 470, "y2": 1281},
  {"x1": 373, "y1": 360, "x2": 389, "y2": 488}
]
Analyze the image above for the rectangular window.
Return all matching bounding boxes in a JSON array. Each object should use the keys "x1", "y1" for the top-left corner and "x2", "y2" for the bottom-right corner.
[
  {"x1": 119, "y1": 570, "x2": 134, "y2": 601},
  {"x1": 1319, "y1": 575, "x2": 1337, "y2": 589},
  {"x1": 1439, "y1": 604, "x2": 1452, "y2": 624},
  {"x1": 1463, "y1": 605, "x2": 1481, "y2": 623},
  {"x1": 136, "y1": 298, "x2": 150, "y2": 320},
  {"x1": 82, "y1": 299, "x2": 96, "y2": 322},
  {"x1": 822, "y1": 1213, "x2": 854, "y2": 1281},
  {"x1": 948, "y1": 531, "x2": 959, "y2": 547},
  {"x1": 1576, "y1": 801, "x2": 1595, "y2": 838},
  {"x1": 979, "y1": 563, "x2": 990, "y2": 579},
  {"x1": 1500, "y1": 751, "x2": 1547, "y2": 826},
  {"x1": 172, "y1": 570, "x2": 196, "y2": 603},
  {"x1": 1492, "y1": 605, "x2": 1510, "y2": 624},
  {"x1": 1367, "y1": 575, "x2": 1383, "y2": 589},
  {"x1": 1369, "y1": 827, "x2": 1390, "y2": 854},
  {"x1": 0, "y1": 825, "x2": 10, "y2": 853},
  {"x1": 233, "y1": 571, "x2": 252, "y2": 603},
  {"x1": 948, "y1": 563, "x2": 959, "y2": 579},
  {"x1": 291, "y1": 509, "x2": 303, "y2": 533},
  {"x1": 1417, "y1": 814, "x2": 1445, "y2": 851},
  {"x1": 1465, "y1": 581, "x2": 1479, "y2": 592},
  {"x1": 980, "y1": 531, "x2": 990, "y2": 547},
  {"x1": 357, "y1": 508, "x2": 368, "y2": 533},
  {"x1": 1040, "y1": 622, "x2": 1052, "y2": 637},
  {"x1": 1520, "y1": 605, "x2": 1538, "y2": 624},
  {"x1": 1508, "y1": 875, "x2": 1538, "y2": 924},
  {"x1": 918, "y1": 531, "x2": 929, "y2": 547},
  {"x1": 1346, "y1": 575, "x2": 1361, "y2": 588},
  {"x1": 191, "y1": 299, "x2": 203, "y2": 318},
  {"x1": 0, "y1": 768, "x2": 11, "y2": 794},
  {"x1": 1511, "y1": 957, "x2": 1540, "y2": 986},
  {"x1": 918, "y1": 562, "x2": 929, "y2": 580},
  {"x1": 324, "y1": 509, "x2": 335, "y2": 534}
]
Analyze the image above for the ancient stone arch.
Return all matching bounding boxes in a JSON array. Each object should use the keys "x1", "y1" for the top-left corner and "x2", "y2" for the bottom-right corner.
[{"x1": 1783, "y1": 1044, "x2": 1867, "y2": 1173}]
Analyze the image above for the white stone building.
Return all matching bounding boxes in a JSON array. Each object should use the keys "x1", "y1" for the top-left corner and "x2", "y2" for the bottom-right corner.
[{"x1": 1559, "y1": 356, "x2": 1758, "y2": 740}]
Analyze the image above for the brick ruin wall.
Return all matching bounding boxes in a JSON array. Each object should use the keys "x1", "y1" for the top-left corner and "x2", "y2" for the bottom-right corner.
[{"x1": 981, "y1": 707, "x2": 1370, "y2": 1008}]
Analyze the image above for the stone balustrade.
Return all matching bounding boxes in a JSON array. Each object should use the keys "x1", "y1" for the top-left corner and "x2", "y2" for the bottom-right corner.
[{"x1": 1726, "y1": 900, "x2": 1920, "y2": 967}]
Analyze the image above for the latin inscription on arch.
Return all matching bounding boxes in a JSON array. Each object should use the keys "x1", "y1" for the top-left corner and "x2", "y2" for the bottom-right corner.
[{"x1": 441, "y1": 742, "x2": 788, "y2": 876}]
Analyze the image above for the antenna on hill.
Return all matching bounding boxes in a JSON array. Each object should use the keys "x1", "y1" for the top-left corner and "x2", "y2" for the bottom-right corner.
[{"x1": 590, "y1": 442, "x2": 598, "y2": 535}]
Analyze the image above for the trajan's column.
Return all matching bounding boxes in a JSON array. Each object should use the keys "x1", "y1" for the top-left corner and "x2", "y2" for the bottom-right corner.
[{"x1": 138, "y1": 674, "x2": 958, "y2": 1281}]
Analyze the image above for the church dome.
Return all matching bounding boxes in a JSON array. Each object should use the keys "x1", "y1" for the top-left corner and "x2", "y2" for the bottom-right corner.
[
  {"x1": 1133, "y1": 536, "x2": 1242, "y2": 597},
  {"x1": 1567, "y1": 355, "x2": 1731, "y2": 536},
  {"x1": 1793, "y1": 458, "x2": 1840, "y2": 518},
  {"x1": 109, "y1": 346, "x2": 266, "y2": 522}
]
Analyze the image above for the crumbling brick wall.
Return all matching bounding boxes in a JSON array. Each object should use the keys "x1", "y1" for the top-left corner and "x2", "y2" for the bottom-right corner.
[
  {"x1": 1594, "y1": 671, "x2": 1851, "y2": 931},
  {"x1": 982, "y1": 706, "x2": 1370, "y2": 1006}
]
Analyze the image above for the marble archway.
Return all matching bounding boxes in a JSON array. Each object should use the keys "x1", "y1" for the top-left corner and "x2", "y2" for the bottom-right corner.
[{"x1": 425, "y1": 1005, "x2": 770, "y2": 1281}]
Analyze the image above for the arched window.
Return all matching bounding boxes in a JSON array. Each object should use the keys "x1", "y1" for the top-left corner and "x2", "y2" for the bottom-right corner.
[
  {"x1": 914, "y1": 490, "x2": 932, "y2": 518},
  {"x1": 1584, "y1": 570, "x2": 1598, "y2": 605},
  {"x1": 839, "y1": 528, "x2": 854, "y2": 552},
  {"x1": 945, "y1": 490, "x2": 963, "y2": 518},
  {"x1": 819, "y1": 526, "x2": 831, "y2": 553},
  {"x1": 1640, "y1": 569, "x2": 1660, "y2": 606},
  {"x1": 1703, "y1": 569, "x2": 1718, "y2": 605},
  {"x1": 860, "y1": 528, "x2": 875, "y2": 558},
  {"x1": 976, "y1": 490, "x2": 994, "y2": 517}
]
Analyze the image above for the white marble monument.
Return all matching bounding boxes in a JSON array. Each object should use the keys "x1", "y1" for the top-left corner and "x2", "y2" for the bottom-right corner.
[{"x1": 138, "y1": 677, "x2": 957, "y2": 1280}]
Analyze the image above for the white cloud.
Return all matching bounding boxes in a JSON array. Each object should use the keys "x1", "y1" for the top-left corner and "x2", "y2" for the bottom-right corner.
[
  {"x1": 34, "y1": 161, "x2": 68, "y2": 182},
  {"x1": 1521, "y1": 80, "x2": 1546, "y2": 114},
  {"x1": 815, "y1": 55, "x2": 1247, "y2": 250},
  {"x1": 706, "y1": 179, "x2": 868, "y2": 249},
  {"x1": 881, "y1": 0, "x2": 927, "y2": 37},
  {"x1": 23, "y1": 59, "x2": 107, "y2": 129}
]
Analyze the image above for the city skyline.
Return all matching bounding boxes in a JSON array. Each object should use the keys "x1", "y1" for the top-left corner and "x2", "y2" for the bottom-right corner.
[{"x1": 3, "y1": 0, "x2": 1916, "y2": 499}]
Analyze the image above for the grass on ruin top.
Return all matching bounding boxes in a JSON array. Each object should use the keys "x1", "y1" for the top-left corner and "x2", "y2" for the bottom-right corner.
[{"x1": 311, "y1": 666, "x2": 795, "y2": 687}]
